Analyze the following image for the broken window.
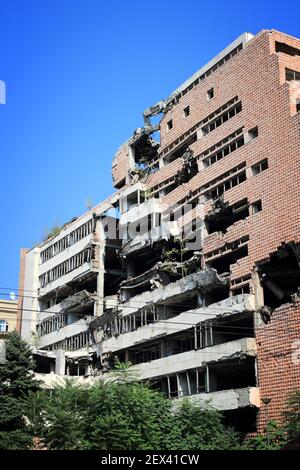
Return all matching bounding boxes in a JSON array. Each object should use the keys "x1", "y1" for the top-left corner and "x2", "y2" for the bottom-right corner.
[
  {"x1": 205, "y1": 198, "x2": 249, "y2": 234},
  {"x1": 205, "y1": 236, "x2": 249, "y2": 275},
  {"x1": 201, "y1": 101, "x2": 242, "y2": 137},
  {"x1": 252, "y1": 158, "x2": 268, "y2": 176},
  {"x1": 207, "y1": 87, "x2": 214, "y2": 100},
  {"x1": 203, "y1": 134, "x2": 244, "y2": 168},
  {"x1": 204, "y1": 168, "x2": 246, "y2": 201},
  {"x1": 183, "y1": 106, "x2": 190, "y2": 117},
  {"x1": 248, "y1": 126, "x2": 258, "y2": 140},
  {"x1": 208, "y1": 357, "x2": 256, "y2": 393},
  {"x1": 251, "y1": 200, "x2": 262, "y2": 214},
  {"x1": 258, "y1": 243, "x2": 300, "y2": 309},
  {"x1": 40, "y1": 218, "x2": 93, "y2": 264}
]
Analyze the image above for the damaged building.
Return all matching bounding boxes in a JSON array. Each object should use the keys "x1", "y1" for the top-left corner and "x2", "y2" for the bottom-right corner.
[{"x1": 18, "y1": 29, "x2": 300, "y2": 433}]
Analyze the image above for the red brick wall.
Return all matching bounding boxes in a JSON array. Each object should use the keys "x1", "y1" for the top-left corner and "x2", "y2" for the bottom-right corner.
[
  {"x1": 256, "y1": 300, "x2": 300, "y2": 430},
  {"x1": 112, "y1": 142, "x2": 131, "y2": 188},
  {"x1": 159, "y1": 30, "x2": 300, "y2": 283}
]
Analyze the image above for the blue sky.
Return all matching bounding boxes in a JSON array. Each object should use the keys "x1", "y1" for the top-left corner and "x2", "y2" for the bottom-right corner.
[{"x1": 0, "y1": 0, "x2": 299, "y2": 297}]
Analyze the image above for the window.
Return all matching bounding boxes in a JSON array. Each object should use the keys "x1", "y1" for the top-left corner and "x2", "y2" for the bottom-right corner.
[
  {"x1": 252, "y1": 159, "x2": 268, "y2": 176},
  {"x1": 167, "y1": 119, "x2": 173, "y2": 130},
  {"x1": 251, "y1": 200, "x2": 262, "y2": 214},
  {"x1": 276, "y1": 42, "x2": 300, "y2": 57},
  {"x1": 248, "y1": 127, "x2": 258, "y2": 140},
  {"x1": 183, "y1": 106, "x2": 190, "y2": 117},
  {"x1": 207, "y1": 88, "x2": 214, "y2": 100},
  {"x1": 201, "y1": 101, "x2": 242, "y2": 137},
  {"x1": 0, "y1": 320, "x2": 8, "y2": 333},
  {"x1": 202, "y1": 133, "x2": 245, "y2": 168},
  {"x1": 286, "y1": 68, "x2": 300, "y2": 82},
  {"x1": 297, "y1": 100, "x2": 300, "y2": 113}
]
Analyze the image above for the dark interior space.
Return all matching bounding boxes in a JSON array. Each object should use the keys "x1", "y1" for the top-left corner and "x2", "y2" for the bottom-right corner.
[
  {"x1": 205, "y1": 198, "x2": 249, "y2": 235},
  {"x1": 258, "y1": 243, "x2": 300, "y2": 308}
]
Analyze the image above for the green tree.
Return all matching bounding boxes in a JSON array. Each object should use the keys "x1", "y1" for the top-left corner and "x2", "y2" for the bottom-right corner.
[
  {"x1": 0, "y1": 331, "x2": 39, "y2": 449},
  {"x1": 37, "y1": 377, "x2": 240, "y2": 450},
  {"x1": 283, "y1": 390, "x2": 300, "y2": 441},
  {"x1": 168, "y1": 399, "x2": 241, "y2": 450},
  {"x1": 243, "y1": 420, "x2": 287, "y2": 450}
]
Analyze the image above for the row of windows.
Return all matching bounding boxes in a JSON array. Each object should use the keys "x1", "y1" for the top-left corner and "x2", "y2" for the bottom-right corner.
[
  {"x1": 201, "y1": 101, "x2": 242, "y2": 136},
  {"x1": 41, "y1": 218, "x2": 94, "y2": 263},
  {"x1": 204, "y1": 235, "x2": 249, "y2": 261},
  {"x1": 202, "y1": 161, "x2": 246, "y2": 191},
  {"x1": 202, "y1": 132, "x2": 245, "y2": 168},
  {"x1": 200, "y1": 126, "x2": 258, "y2": 169},
  {"x1": 44, "y1": 331, "x2": 91, "y2": 351},
  {"x1": 276, "y1": 41, "x2": 300, "y2": 57},
  {"x1": 37, "y1": 313, "x2": 67, "y2": 336},
  {"x1": 171, "y1": 151, "x2": 268, "y2": 214},
  {"x1": 161, "y1": 97, "x2": 240, "y2": 157},
  {"x1": 204, "y1": 169, "x2": 247, "y2": 201},
  {"x1": 102, "y1": 304, "x2": 157, "y2": 340},
  {"x1": 39, "y1": 247, "x2": 92, "y2": 288}
]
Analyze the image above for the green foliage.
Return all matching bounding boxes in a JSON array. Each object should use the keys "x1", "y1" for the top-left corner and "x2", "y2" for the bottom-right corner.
[
  {"x1": 168, "y1": 399, "x2": 241, "y2": 450},
  {"x1": 110, "y1": 358, "x2": 139, "y2": 383},
  {"x1": 5, "y1": 343, "x2": 300, "y2": 451},
  {"x1": 24, "y1": 378, "x2": 239, "y2": 450},
  {"x1": 243, "y1": 420, "x2": 287, "y2": 450},
  {"x1": 0, "y1": 331, "x2": 39, "y2": 449},
  {"x1": 283, "y1": 390, "x2": 300, "y2": 441}
]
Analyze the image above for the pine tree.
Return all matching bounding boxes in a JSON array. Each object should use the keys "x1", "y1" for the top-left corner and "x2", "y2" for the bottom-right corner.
[{"x1": 0, "y1": 331, "x2": 39, "y2": 449}]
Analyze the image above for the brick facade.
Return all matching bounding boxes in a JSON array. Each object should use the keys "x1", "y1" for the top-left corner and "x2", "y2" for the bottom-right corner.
[{"x1": 110, "y1": 29, "x2": 300, "y2": 429}]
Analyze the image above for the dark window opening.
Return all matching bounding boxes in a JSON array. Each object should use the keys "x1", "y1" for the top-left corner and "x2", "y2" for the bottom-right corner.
[
  {"x1": 276, "y1": 42, "x2": 300, "y2": 57},
  {"x1": 183, "y1": 106, "x2": 190, "y2": 117},
  {"x1": 231, "y1": 283, "x2": 250, "y2": 295},
  {"x1": 34, "y1": 355, "x2": 55, "y2": 374},
  {"x1": 167, "y1": 119, "x2": 173, "y2": 130},
  {"x1": 224, "y1": 407, "x2": 258, "y2": 434},
  {"x1": 201, "y1": 102, "x2": 242, "y2": 137},
  {"x1": 209, "y1": 357, "x2": 256, "y2": 392},
  {"x1": 258, "y1": 243, "x2": 300, "y2": 309},
  {"x1": 286, "y1": 68, "x2": 300, "y2": 81},
  {"x1": 251, "y1": 200, "x2": 262, "y2": 214},
  {"x1": 252, "y1": 158, "x2": 268, "y2": 176},
  {"x1": 207, "y1": 87, "x2": 214, "y2": 100},
  {"x1": 206, "y1": 284, "x2": 230, "y2": 304},
  {"x1": 248, "y1": 127, "x2": 258, "y2": 140},
  {"x1": 164, "y1": 133, "x2": 197, "y2": 165},
  {"x1": 212, "y1": 311, "x2": 254, "y2": 345},
  {"x1": 206, "y1": 244, "x2": 248, "y2": 276},
  {"x1": 205, "y1": 198, "x2": 249, "y2": 234}
]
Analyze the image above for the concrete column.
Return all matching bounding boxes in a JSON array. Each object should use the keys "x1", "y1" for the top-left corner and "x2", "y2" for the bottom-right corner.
[
  {"x1": 55, "y1": 349, "x2": 66, "y2": 375},
  {"x1": 126, "y1": 259, "x2": 135, "y2": 278},
  {"x1": 93, "y1": 215, "x2": 106, "y2": 316}
]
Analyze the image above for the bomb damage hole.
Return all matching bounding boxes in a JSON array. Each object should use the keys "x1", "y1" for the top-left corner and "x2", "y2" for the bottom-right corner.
[{"x1": 258, "y1": 243, "x2": 300, "y2": 309}]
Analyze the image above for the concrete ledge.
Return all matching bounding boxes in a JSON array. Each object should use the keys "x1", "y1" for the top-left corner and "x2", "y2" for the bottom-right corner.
[
  {"x1": 129, "y1": 337, "x2": 256, "y2": 380},
  {"x1": 174, "y1": 386, "x2": 260, "y2": 411}
]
